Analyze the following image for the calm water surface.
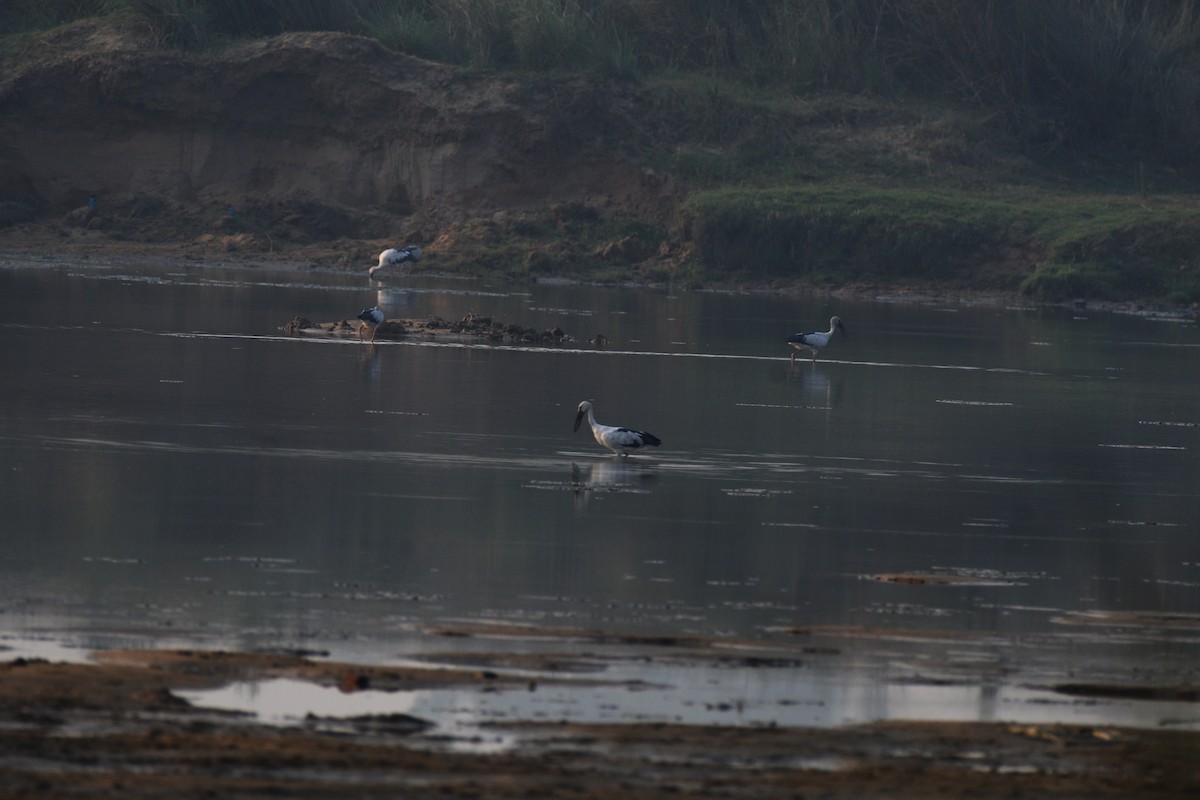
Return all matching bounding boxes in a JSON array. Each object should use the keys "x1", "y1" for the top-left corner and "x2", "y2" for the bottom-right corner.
[{"x1": 1, "y1": 257, "x2": 1197, "y2": 729}]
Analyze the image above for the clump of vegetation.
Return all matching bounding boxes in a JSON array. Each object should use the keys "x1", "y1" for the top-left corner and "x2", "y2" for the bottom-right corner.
[
  {"x1": 681, "y1": 185, "x2": 1013, "y2": 284},
  {"x1": 682, "y1": 184, "x2": 1200, "y2": 301},
  {"x1": 1022, "y1": 215, "x2": 1200, "y2": 303}
]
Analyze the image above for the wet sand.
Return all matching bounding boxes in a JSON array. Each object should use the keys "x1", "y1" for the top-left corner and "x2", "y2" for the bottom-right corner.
[{"x1": 2, "y1": 630, "x2": 1198, "y2": 799}]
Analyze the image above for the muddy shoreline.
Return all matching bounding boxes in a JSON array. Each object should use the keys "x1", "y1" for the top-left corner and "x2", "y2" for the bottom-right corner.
[
  {"x1": 2, "y1": 630, "x2": 1198, "y2": 799},
  {"x1": 2, "y1": 236, "x2": 1196, "y2": 322}
]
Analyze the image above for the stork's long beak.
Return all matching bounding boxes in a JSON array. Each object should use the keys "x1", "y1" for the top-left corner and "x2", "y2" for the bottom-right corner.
[
  {"x1": 837, "y1": 321, "x2": 847, "y2": 336},
  {"x1": 573, "y1": 409, "x2": 585, "y2": 432}
]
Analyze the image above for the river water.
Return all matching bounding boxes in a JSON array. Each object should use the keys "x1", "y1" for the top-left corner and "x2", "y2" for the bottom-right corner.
[{"x1": 1, "y1": 258, "x2": 1197, "y2": 730}]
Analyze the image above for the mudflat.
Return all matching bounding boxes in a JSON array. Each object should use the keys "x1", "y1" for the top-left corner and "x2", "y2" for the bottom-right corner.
[{"x1": 2, "y1": 630, "x2": 1198, "y2": 799}]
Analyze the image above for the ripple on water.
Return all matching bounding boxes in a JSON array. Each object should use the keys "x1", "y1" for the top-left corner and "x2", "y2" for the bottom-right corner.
[
  {"x1": 935, "y1": 399, "x2": 1015, "y2": 407},
  {"x1": 1098, "y1": 443, "x2": 1187, "y2": 451}
]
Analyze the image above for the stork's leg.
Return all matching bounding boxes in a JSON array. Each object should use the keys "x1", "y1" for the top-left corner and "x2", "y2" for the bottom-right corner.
[{"x1": 370, "y1": 325, "x2": 378, "y2": 343}]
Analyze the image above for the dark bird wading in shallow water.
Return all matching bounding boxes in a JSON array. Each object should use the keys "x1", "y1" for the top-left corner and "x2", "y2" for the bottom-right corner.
[
  {"x1": 356, "y1": 306, "x2": 385, "y2": 342},
  {"x1": 787, "y1": 315, "x2": 846, "y2": 364},
  {"x1": 368, "y1": 246, "x2": 422, "y2": 280},
  {"x1": 573, "y1": 399, "x2": 662, "y2": 457}
]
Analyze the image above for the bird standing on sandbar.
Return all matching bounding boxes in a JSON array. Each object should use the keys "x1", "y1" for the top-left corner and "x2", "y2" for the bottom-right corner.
[
  {"x1": 369, "y1": 246, "x2": 422, "y2": 279},
  {"x1": 787, "y1": 316, "x2": 846, "y2": 364},
  {"x1": 357, "y1": 306, "x2": 385, "y2": 342},
  {"x1": 573, "y1": 400, "x2": 662, "y2": 457}
]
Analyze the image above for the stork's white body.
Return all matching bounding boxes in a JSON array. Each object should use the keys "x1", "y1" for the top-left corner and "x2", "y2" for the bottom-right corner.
[
  {"x1": 787, "y1": 316, "x2": 846, "y2": 363},
  {"x1": 573, "y1": 400, "x2": 661, "y2": 457},
  {"x1": 357, "y1": 306, "x2": 385, "y2": 342},
  {"x1": 368, "y1": 246, "x2": 422, "y2": 279}
]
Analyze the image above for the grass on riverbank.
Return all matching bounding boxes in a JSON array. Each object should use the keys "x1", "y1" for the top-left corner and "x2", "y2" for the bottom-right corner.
[{"x1": 681, "y1": 185, "x2": 1200, "y2": 303}]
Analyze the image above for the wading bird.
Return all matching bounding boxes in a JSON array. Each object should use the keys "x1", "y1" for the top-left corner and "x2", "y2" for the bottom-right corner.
[
  {"x1": 787, "y1": 316, "x2": 846, "y2": 364},
  {"x1": 573, "y1": 400, "x2": 661, "y2": 457},
  {"x1": 368, "y1": 246, "x2": 422, "y2": 279},
  {"x1": 356, "y1": 306, "x2": 385, "y2": 342}
]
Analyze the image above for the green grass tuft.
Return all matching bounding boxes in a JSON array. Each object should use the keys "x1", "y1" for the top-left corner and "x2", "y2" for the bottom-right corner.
[{"x1": 681, "y1": 184, "x2": 1200, "y2": 300}]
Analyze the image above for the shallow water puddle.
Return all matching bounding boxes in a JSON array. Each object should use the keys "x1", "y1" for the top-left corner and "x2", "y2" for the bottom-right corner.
[
  {"x1": 0, "y1": 636, "x2": 94, "y2": 664},
  {"x1": 178, "y1": 652, "x2": 1200, "y2": 753}
]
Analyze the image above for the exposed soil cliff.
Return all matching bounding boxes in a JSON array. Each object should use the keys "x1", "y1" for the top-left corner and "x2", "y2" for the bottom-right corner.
[{"x1": 1, "y1": 22, "x2": 684, "y2": 271}]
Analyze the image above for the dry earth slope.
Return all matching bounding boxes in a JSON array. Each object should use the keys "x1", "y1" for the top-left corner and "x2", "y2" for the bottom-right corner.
[{"x1": 0, "y1": 25, "x2": 670, "y2": 239}]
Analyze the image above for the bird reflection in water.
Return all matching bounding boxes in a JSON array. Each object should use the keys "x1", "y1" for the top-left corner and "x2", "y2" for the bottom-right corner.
[
  {"x1": 570, "y1": 459, "x2": 658, "y2": 510},
  {"x1": 789, "y1": 366, "x2": 844, "y2": 412},
  {"x1": 358, "y1": 341, "x2": 383, "y2": 389},
  {"x1": 375, "y1": 284, "x2": 414, "y2": 316}
]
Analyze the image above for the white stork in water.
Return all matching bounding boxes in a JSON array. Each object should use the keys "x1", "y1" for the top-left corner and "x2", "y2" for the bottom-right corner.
[
  {"x1": 368, "y1": 246, "x2": 422, "y2": 280},
  {"x1": 573, "y1": 400, "x2": 662, "y2": 457},
  {"x1": 787, "y1": 316, "x2": 846, "y2": 364},
  {"x1": 356, "y1": 306, "x2": 385, "y2": 342}
]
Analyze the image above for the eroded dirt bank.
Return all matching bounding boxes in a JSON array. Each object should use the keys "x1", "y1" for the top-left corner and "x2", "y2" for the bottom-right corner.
[
  {"x1": 2, "y1": 645, "x2": 1198, "y2": 799},
  {"x1": 0, "y1": 25, "x2": 662, "y2": 217},
  {"x1": 0, "y1": 22, "x2": 681, "y2": 284}
]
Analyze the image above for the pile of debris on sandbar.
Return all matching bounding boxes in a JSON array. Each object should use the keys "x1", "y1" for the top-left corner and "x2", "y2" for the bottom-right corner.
[{"x1": 283, "y1": 312, "x2": 571, "y2": 344}]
